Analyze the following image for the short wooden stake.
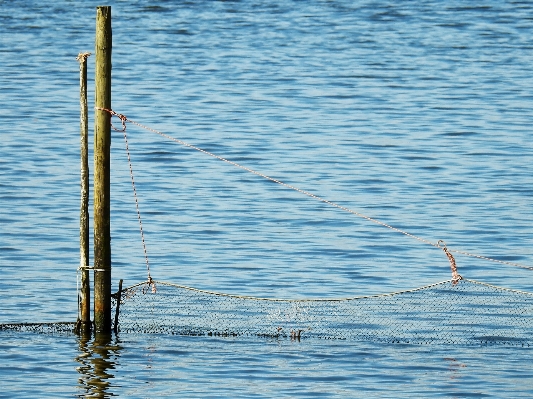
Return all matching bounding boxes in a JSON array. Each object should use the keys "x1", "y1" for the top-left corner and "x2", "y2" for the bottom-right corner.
[
  {"x1": 76, "y1": 51, "x2": 92, "y2": 335},
  {"x1": 94, "y1": 5, "x2": 112, "y2": 334},
  {"x1": 113, "y1": 279, "x2": 123, "y2": 334}
]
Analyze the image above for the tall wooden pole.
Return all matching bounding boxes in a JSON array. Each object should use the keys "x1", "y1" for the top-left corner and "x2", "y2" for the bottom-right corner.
[
  {"x1": 94, "y1": 6, "x2": 112, "y2": 334},
  {"x1": 77, "y1": 51, "x2": 92, "y2": 335}
]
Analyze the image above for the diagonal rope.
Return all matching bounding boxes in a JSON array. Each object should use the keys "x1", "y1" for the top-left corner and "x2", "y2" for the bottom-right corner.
[
  {"x1": 95, "y1": 107, "x2": 533, "y2": 273},
  {"x1": 99, "y1": 108, "x2": 156, "y2": 290}
]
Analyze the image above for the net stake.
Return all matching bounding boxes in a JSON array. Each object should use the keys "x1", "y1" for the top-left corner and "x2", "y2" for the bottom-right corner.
[
  {"x1": 76, "y1": 51, "x2": 92, "y2": 335},
  {"x1": 94, "y1": 5, "x2": 112, "y2": 335},
  {"x1": 113, "y1": 279, "x2": 123, "y2": 334}
]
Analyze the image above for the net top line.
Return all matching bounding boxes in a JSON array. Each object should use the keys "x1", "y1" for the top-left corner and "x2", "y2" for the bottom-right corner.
[
  {"x1": 96, "y1": 107, "x2": 532, "y2": 273},
  {"x1": 116, "y1": 277, "x2": 533, "y2": 303}
]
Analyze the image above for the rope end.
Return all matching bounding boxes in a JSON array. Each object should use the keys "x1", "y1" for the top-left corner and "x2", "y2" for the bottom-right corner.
[
  {"x1": 76, "y1": 52, "x2": 91, "y2": 62},
  {"x1": 438, "y1": 240, "x2": 462, "y2": 285}
]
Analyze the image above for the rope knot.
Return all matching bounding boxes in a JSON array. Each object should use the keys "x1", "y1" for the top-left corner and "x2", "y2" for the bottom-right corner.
[
  {"x1": 143, "y1": 275, "x2": 157, "y2": 294},
  {"x1": 76, "y1": 52, "x2": 91, "y2": 62},
  {"x1": 95, "y1": 107, "x2": 127, "y2": 131},
  {"x1": 438, "y1": 240, "x2": 462, "y2": 285},
  {"x1": 113, "y1": 113, "x2": 128, "y2": 132}
]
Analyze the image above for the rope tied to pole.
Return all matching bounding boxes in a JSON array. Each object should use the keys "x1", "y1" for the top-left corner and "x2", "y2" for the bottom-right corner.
[
  {"x1": 95, "y1": 107, "x2": 127, "y2": 132},
  {"x1": 76, "y1": 52, "x2": 91, "y2": 63}
]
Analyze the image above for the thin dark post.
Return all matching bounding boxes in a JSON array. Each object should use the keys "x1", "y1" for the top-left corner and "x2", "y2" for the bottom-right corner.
[
  {"x1": 77, "y1": 52, "x2": 92, "y2": 335},
  {"x1": 94, "y1": 6, "x2": 112, "y2": 334},
  {"x1": 113, "y1": 279, "x2": 123, "y2": 334}
]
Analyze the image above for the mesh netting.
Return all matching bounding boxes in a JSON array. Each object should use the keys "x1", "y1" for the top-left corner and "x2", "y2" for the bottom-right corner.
[
  {"x1": 0, "y1": 322, "x2": 76, "y2": 335},
  {"x1": 111, "y1": 279, "x2": 533, "y2": 345}
]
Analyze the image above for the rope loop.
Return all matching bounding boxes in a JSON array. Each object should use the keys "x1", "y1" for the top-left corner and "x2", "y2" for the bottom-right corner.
[
  {"x1": 95, "y1": 107, "x2": 127, "y2": 132},
  {"x1": 438, "y1": 240, "x2": 462, "y2": 285}
]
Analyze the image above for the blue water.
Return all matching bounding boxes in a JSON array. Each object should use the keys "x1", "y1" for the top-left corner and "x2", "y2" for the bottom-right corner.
[{"x1": 1, "y1": 0, "x2": 532, "y2": 397}]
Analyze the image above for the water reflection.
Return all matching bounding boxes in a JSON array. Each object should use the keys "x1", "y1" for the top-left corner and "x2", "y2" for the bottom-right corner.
[
  {"x1": 76, "y1": 333, "x2": 122, "y2": 398},
  {"x1": 444, "y1": 357, "x2": 467, "y2": 382}
]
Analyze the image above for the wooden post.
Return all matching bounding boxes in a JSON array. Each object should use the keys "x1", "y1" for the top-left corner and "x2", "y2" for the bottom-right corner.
[
  {"x1": 113, "y1": 279, "x2": 123, "y2": 334},
  {"x1": 77, "y1": 51, "x2": 92, "y2": 335},
  {"x1": 94, "y1": 6, "x2": 112, "y2": 334}
]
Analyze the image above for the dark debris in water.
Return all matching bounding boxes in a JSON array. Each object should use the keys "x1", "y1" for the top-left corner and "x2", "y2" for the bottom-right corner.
[{"x1": 0, "y1": 322, "x2": 76, "y2": 334}]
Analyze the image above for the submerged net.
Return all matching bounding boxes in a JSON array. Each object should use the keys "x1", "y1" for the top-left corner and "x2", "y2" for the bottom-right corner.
[
  {"x1": 5, "y1": 112, "x2": 530, "y2": 345},
  {"x1": 111, "y1": 278, "x2": 533, "y2": 345},
  {"x1": 78, "y1": 110, "x2": 530, "y2": 346},
  {"x1": 0, "y1": 322, "x2": 76, "y2": 335}
]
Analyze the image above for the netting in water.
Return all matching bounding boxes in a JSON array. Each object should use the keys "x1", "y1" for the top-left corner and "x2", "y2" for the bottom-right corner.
[
  {"x1": 91, "y1": 111, "x2": 532, "y2": 346},
  {"x1": 0, "y1": 322, "x2": 76, "y2": 334},
  {"x1": 111, "y1": 278, "x2": 533, "y2": 345}
]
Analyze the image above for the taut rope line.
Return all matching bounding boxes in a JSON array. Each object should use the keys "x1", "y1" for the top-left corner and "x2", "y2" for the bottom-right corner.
[{"x1": 95, "y1": 107, "x2": 533, "y2": 273}]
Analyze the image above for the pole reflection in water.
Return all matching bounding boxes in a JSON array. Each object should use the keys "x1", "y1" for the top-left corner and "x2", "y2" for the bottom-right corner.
[{"x1": 76, "y1": 333, "x2": 122, "y2": 398}]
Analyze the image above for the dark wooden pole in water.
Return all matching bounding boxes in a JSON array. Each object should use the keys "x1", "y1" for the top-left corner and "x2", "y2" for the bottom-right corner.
[
  {"x1": 77, "y1": 51, "x2": 92, "y2": 334},
  {"x1": 113, "y1": 279, "x2": 123, "y2": 334},
  {"x1": 94, "y1": 6, "x2": 112, "y2": 334}
]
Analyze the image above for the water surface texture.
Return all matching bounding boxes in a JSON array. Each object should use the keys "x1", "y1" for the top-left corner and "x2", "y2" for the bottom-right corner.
[{"x1": 0, "y1": 1, "x2": 532, "y2": 397}]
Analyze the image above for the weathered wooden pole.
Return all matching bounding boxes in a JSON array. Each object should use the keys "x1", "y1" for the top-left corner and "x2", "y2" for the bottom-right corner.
[
  {"x1": 94, "y1": 6, "x2": 112, "y2": 334},
  {"x1": 77, "y1": 51, "x2": 92, "y2": 335}
]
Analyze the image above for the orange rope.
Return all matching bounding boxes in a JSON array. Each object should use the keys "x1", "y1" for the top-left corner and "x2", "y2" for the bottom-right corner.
[{"x1": 438, "y1": 240, "x2": 462, "y2": 284}]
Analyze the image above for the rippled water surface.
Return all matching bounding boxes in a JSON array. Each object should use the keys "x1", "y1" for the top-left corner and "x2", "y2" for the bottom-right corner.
[{"x1": 1, "y1": 0, "x2": 532, "y2": 397}]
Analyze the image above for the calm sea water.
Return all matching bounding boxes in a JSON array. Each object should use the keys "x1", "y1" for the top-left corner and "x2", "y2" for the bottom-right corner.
[{"x1": 1, "y1": 0, "x2": 532, "y2": 397}]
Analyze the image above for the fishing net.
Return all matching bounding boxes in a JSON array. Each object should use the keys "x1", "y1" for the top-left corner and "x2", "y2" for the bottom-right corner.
[
  {"x1": 111, "y1": 278, "x2": 533, "y2": 345},
  {"x1": 90, "y1": 110, "x2": 532, "y2": 346},
  {"x1": 0, "y1": 322, "x2": 76, "y2": 335},
  {"x1": 5, "y1": 111, "x2": 530, "y2": 346}
]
